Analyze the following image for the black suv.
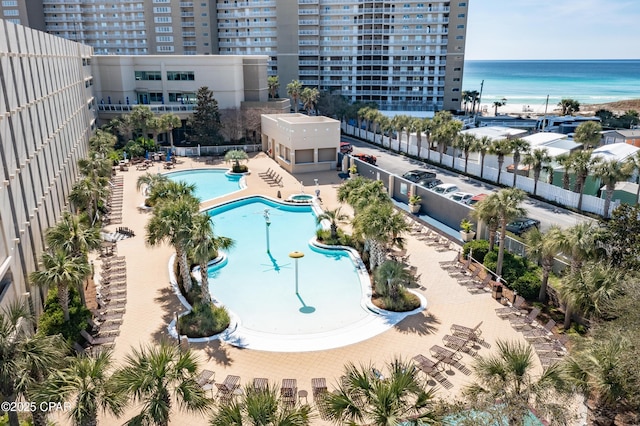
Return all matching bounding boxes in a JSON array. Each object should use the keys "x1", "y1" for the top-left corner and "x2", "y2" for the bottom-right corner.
[
  {"x1": 506, "y1": 218, "x2": 541, "y2": 236},
  {"x1": 402, "y1": 169, "x2": 437, "y2": 183}
]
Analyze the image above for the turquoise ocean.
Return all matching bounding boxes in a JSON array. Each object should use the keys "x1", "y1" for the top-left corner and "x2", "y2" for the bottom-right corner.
[{"x1": 462, "y1": 60, "x2": 640, "y2": 106}]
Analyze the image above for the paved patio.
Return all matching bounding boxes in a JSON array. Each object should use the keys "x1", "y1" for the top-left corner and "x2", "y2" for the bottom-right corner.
[{"x1": 95, "y1": 152, "x2": 537, "y2": 425}]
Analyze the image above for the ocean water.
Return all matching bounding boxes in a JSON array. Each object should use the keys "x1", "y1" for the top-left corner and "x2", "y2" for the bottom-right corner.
[{"x1": 463, "y1": 60, "x2": 640, "y2": 106}]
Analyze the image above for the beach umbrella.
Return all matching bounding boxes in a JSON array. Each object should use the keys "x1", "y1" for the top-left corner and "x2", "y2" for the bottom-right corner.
[
  {"x1": 166, "y1": 150, "x2": 172, "y2": 162},
  {"x1": 145, "y1": 151, "x2": 149, "y2": 160}
]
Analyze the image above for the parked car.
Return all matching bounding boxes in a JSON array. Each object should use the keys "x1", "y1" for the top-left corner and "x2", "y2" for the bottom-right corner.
[
  {"x1": 402, "y1": 169, "x2": 437, "y2": 183},
  {"x1": 352, "y1": 153, "x2": 377, "y2": 165},
  {"x1": 419, "y1": 178, "x2": 443, "y2": 189},
  {"x1": 447, "y1": 191, "x2": 474, "y2": 204},
  {"x1": 467, "y1": 193, "x2": 488, "y2": 207},
  {"x1": 506, "y1": 217, "x2": 541, "y2": 236},
  {"x1": 340, "y1": 142, "x2": 353, "y2": 154},
  {"x1": 431, "y1": 183, "x2": 459, "y2": 195}
]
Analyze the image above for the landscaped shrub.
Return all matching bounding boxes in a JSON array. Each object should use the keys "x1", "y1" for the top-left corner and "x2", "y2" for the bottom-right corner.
[
  {"x1": 315, "y1": 228, "x2": 355, "y2": 247},
  {"x1": 482, "y1": 249, "x2": 528, "y2": 285},
  {"x1": 462, "y1": 240, "x2": 490, "y2": 263},
  {"x1": 378, "y1": 289, "x2": 421, "y2": 312},
  {"x1": 512, "y1": 270, "x2": 542, "y2": 300},
  {"x1": 37, "y1": 287, "x2": 91, "y2": 345},
  {"x1": 178, "y1": 302, "x2": 230, "y2": 338},
  {"x1": 232, "y1": 164, "x2": 248, "y2": 173}
]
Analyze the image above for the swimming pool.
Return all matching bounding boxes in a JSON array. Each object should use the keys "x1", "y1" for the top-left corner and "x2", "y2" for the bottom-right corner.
[
  {"x1": 165, "y1": 168, "x2": 244, "y2": 202},
  {"x1": 201, "y1": 196, "x2": 425, "y2": 351}
]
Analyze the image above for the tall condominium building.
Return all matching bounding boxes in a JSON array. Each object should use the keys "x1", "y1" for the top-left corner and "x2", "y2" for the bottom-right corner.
[
  {"x1": 1, "y1": 1, "x2": 468, "y2": 111},
  {"x1": 0, "y1": 19, "x2": 96, "y2": 312}
]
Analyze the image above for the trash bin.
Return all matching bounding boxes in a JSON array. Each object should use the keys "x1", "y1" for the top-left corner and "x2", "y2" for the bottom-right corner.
[{"x1": 492, "y1": 284, "x2": 503, "y2": 300}]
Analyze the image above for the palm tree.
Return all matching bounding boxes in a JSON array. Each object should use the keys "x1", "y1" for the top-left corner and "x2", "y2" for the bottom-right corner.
[
  {"x1": 554, "y1": 222, "x2": 598, "y2": 328},
  {"x1": 146, "y1": 196, "x2": 200, "y2": 293},
  {"x1": 323, "y1": 358, "x2": 438, "y2": 425},
  {"x1": 574, "y1": 121, "x2": 603, "y2": 149},
  {"x1": 0, "y1": 302, "x2": 67, "y2": 426},
  {"x1": 224, "y1": 149, "x2": 249, "y2": 171},
  {"x1": 70, "y1": 177, "x2": 110, "y2": 226},
  {"x1": 456, "y1": 133, "x2": 477, "y2": 173},
  {"x1": 146, "y1": 180, "x2": 197, "y2": 208},
  {"x1": 30, "y1": 250, "x2": 91, "y2": 322},
  {"x1": 114, "y1": 342, "x2": 211, "y2": 426},
  {"x1": 210, "y1": 382, "x2": 312, "y2": 426},
  {"x1": 267, "y1": 75, "x2": 279, "y2": 99},
  {"x1": 78, "y1": 151, "x2": 112, "y2": 180},
  {"x1": 510, "y1": 138, "x2": 531, "y2": 187},
  {"x1": 471, "y1": 195, "x2": 500, "y2": 251},
  {"x1": 89, "y1": 129, "x2": 117, "y2": 157},
  {"x1": 474, "y1": 135, "x2": 493, "y2": 179},
  {"x1": 624, "y1": 150, "x2": 640, "y2": 203},
  {"x1": 523, "y1": 148, "x2": 552, "y2": 195},
  {"x1": 337, "y1": 177, "x2": 390, "y2": 215},
  {"x1": 492, "y1": 188, "x2": 527, "y2": 276},
  {"x1": 462, "y1": 339, "x2": 571, "y2": 425},
  {"x1": 431, "y1": 111, "x2": 462, "y2": 165},
  {"x1": 593, "y1": 159, "x2": 633, "y2": 218},
  {"x1": 286, "y1": 80, "x2": 303, "y2": 113},
  {"x1": 136, "y1": 172, "x2": 169, "y2": 197},
  {"x1": 493, "y1": 98, "x2": 506, "y2": 116},
  {"x1": 316, "y1": 207, "x2": 348, "y2": 240},
  {"x1": 359, "y1": 106, "x2": 375, "y2": 133},
  {"x1": 190, "y1": 213, "x2": 234, "y2": 304},
  {"x1": 555, "y1": 153, "x2": 574, "y2": 190},
  {"x1": 558, "y1": 98, "x2": 580, "y2": 116},
  {"x1": 46, "y1": 212, "x2": 101, "y2": 261},
  {"x1": 461, "y1": 90, "x2": 472, "y2": 114},
  {"x1": 39, "y1": 351, "x2": 126, "y2": 426},
  {"x1": 564, "y1": 338, "x2": 630, "y2": 425},
  {"x1": 524, "y1": 226, "x2": 563, "y2": 302},
  {"x1": 489, "y1": 138, "x2": 514, "y2": 185},
  {"x1": 352, "y1": 202, "x2": 408, "y2": 270},
  {"x1": 300, "y1": 87, "x2": 319, "y2": 115},
  {"x1": 111, "y1": 115, "x2": 135, "y2": 142},
  {"x1": 374, "y1": 260, "x2": 412, "y2": 301},
  {"x1": 160, "y1": 113, "x2": 182, "y2": 151},
  {"x1": 392, "y1": 114, "x2": 411, "y2": 153},
  {"x1": 571, "y1": 150, "x2": 599, "y2": 211},
  {"x1": 557, "y1": 262, "x2": 624, "y2": 330},
  {"x1": 468, "y1": 90, "x2": 480, "y2": 114}
]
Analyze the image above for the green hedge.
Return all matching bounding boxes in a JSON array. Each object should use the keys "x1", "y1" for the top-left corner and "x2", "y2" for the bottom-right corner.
[
  {"x1": 37, "y1": 287, "x2": 91, "y2": 344},
  {"x1": 462, "y1": 240, "x2": 490, "y2": 264},
  {"x1": 178, "y1": 302, "x2": 230, "y2": 338},
  {"x1": 482, "y1": 249, "x2": 542, "y2": 300}
]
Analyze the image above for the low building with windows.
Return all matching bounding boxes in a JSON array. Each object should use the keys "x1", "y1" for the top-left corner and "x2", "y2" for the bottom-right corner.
[{"x1": 261, "y1": 114, "x2": 340, "y2": 174}]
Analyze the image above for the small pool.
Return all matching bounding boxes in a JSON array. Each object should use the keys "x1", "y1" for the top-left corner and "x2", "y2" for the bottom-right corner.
[
  {"x1": 165, "y1": 168, "x2": 244, "y2": 202},
  {"x1": 202, "y1": 196, "x2": 425, "y2": 351},
  {"x1": 287, "y1": 193, "x2": 314, "y2": 203}
]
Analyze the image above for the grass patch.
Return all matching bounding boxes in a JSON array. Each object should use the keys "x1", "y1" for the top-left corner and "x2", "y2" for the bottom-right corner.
[{"x1": 178, "y1": 302, "x2": 230, "y2": 338}]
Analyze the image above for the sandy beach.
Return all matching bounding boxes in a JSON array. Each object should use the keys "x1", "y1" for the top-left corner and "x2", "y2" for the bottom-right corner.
[{"x1": 478, "y1": 98, "x2": 640, "y2": 117}]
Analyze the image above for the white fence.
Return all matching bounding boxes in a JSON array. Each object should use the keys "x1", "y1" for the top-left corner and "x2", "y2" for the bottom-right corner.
[
  {"x1": 342, "y1": 123, "x2": 609, "y2": 217},
  {"x1": 164, "y1": 144, "x2": 262, "y2": 157}
]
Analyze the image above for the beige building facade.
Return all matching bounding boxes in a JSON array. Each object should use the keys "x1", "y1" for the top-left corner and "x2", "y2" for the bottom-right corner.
[
  {"x1": 261, "y1": 114, "x2": 340, "y2": 174},
  {"x1": 0, "y1": 20, "x2": 96, "y2": 312},
  {"x1": 2, "y1": 1, "x2": 469, "y2": 112}
]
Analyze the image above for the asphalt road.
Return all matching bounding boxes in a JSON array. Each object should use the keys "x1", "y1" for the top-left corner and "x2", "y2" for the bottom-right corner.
[{"x1": 341, "y1": 135, "x2": 593, "y2": 231}]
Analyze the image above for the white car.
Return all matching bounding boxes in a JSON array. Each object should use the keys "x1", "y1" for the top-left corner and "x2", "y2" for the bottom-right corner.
[
  {"x1": 447, "y1": 191, "x2": 474, "y2": 204},
  {"x1": 431, "y1": 183, "x2": 459, "y2": 195}
]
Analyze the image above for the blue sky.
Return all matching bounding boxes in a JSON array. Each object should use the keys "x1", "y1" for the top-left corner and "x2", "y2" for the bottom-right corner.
[{"x1": 465, "y1": 0, "x2": 640, "y2": 60}]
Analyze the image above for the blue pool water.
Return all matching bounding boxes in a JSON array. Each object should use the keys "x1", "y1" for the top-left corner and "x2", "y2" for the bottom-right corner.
[
  {"x1": 206, "y1": 197, "x2": 368, "y2": 336},
  {"x1": 165, "y1": 169, "x2": 243, "y2": 202}
]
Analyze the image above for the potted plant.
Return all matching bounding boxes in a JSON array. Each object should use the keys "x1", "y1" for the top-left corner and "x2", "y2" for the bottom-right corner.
[
  {"x1": 460, "y1": 218, "x2": 476, "y2": 242},
  {"x1": 348, "y1": 163, "x2": 358, "y2": 177},
  {"x1": 408, "y1": 194, "x2": 422, "y2": 214}
]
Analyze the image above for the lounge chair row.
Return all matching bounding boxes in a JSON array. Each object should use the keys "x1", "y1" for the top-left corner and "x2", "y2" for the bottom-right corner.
[{"x1": 259, "y1": 168, "x2": 284, "y2": 187}]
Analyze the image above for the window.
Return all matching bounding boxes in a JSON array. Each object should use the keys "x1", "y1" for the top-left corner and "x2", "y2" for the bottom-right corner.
[
  {"x1": 2, "y1": 0, "x2": 18, "y2": 6},
  {"x1": 457, "y1": 24, "x2": 464, "y2": 29},
  {"x1": 153, "y1": 7, "x2": 170, "y2": 13},
  {"x1": 148, "y1": 92, "x2": 164, "y2": 102},
  {"x1": 155, "y1": 26, "x2": 173, "y2": 33},
  {"x1": 134, "y1": 71, "x2": 162, "y2": 81},
  {"x1": 156, "y1": 36, "x2": 174, "y2": 42},
  {"x1": 458, "y1": 2, "x2": 467, "y2": 6},
  {"x1": 167, "y1": 71, "x2": 195, "y2": 81},
  {"x1": 457, "y1": 13, "x2": 465, "y2": 18},
  {"x1": 154, "y1": 16, "x2": 171, "y2": 23},
  {"x1": 3, "y1": 9, "x2": 18, "y2": 16},
  {"x1": 157, "y1": 46, "x2": 174, "y2": 52},
  {"x1": 153, "y1": 0, "x2": 170, "y2": 2},
  {"x1": 456, "y1": 35, "x2": 464, "y2": 40}
]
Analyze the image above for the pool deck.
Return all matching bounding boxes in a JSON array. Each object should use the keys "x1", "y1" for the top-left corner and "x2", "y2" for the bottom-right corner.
[{"x1": 96, "y1": 153, "x2": 550, "y2": 425}]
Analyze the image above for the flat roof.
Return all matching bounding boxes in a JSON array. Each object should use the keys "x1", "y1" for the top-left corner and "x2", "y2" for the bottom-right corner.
[
  {"x1": 592, "y1": 143, "x2": 640, "y2": 162},
  {"x1": 460, "y1": 126, "x2": 527, "y2": 141},
  {"x1": 522, "y1": 132, "x2": 567, "y2": 147},
  {"x1": 264, "y1": 113, "x2": 339, "y2": 124}
]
